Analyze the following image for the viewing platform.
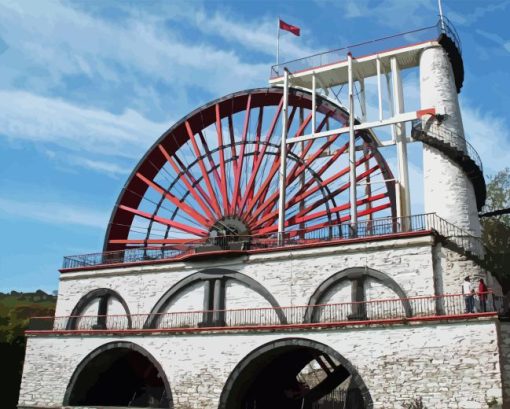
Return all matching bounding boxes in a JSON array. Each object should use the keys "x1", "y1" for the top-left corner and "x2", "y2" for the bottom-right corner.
[
  {"x1": 27, "y1": 292, "x2": 502, "y2": 336},
  {"x1": 62, "y1": 213, "x2": 484, "y2": 271},
  {"x1": 270, "y1": 17, "x2": 463, "y2": 92}
]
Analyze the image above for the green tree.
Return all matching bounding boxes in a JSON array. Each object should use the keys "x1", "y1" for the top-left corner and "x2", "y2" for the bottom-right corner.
[
  {"x1": 481, "y1": 168, "x2": 510, "y2": 290},
  {"x1": 0, "y1": 291, "x2": 56, "y2": 409}
]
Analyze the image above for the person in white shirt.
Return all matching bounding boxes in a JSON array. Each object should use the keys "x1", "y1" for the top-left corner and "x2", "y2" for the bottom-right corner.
[{"x1": 462, "y1": 276, "x2": 475, "y2": 313}]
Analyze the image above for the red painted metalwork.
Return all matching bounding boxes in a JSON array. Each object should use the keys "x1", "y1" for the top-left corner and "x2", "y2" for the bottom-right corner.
[
  {"x1": 231, "y1": 95, "x2": 252, "y2": 213},
  {"x1": 416, "y1": 107, "x2": 436, "y2": 118},
  {"x1": 215, "y1": 104, "x2": 230, "y2": 214},
  {"x1": 65, "y1": 228, "x2": 435, "y2": 272},
  {"x1": 104, "y1": 88, "x2": 396, "y2": 252},
  {"x1": 238, "y1": 99, "x2": 284, "y2": 215}
]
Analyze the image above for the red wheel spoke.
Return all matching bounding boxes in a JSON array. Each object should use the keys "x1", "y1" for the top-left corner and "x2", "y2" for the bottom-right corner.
[
  {"x1": 135, "y1": 172, "x2": 211, "y2": 227},
  {"x1": 197, "y1": 130, "x2": 222, "y2": 194},
  {"x1": 185, "y1": 121, "x2": 222, "y2": 217},
  {"x1": 255, "y1": 106, "x2": 298, "y2": 208},
  {"x1": 215, "y1": 104, "x2": 230, "y2": 214},
  {"x1": 289, "y1": 154, "x2": 374, "y2": 210},
  {"x1": 285, "y1": 193, "x2": 388, "y2": 228},
  {"x1": 119, "y1": 205, "x2": 208, "y2": 237},
  {"x1": 252, "y1": 158, "x2": 377, "y2": 229},
  {"x1": 290, "y1": 164, "x2": 381, "y2": 222},
  {"x1": 227, "y1": 114, "x2": 238, "y2": 199},
  {"x1": 247, "y1": 121, "x2": 340, "y2": 224},
  {"x1": 254, "y1": 200, "x2": 391, "y2": 236},
  {"x1": 232, "y1": 95, "x2": 252, "y2": 213},
  {"x1": 246, "y1": 145, "x2": 350, "y2": 227},
  {"x1": 243, "y1": 106, "x2": 301, "y2": 218},
  {"x1": 238, "y1": 98, "x2": 283, "y2": 214},
  {"x1": 248, "y1": 107, "x2": 264, "y2": 204},
  {"x1": 244, "y1": 157, "x2": 281, "y2": 219},
  {"x1": 109, "y1": 238, "x2": 201, "y2": 245},
  {"x1": 158, "y1": 145, "x2": 216, "y2": 220}
]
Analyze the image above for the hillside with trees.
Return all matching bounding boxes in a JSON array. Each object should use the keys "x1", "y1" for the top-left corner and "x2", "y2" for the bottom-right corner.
[{"x1": 0, "y1": 290, "x2": 56, "y2": 409}]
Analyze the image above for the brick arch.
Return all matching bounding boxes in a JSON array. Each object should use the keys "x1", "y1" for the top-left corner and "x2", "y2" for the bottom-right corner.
[
  {"x1": 144, "y1": 268, "x2": 286, "y2": 328},
  {"x1": 66, "y1": 288, "x2": 132, "y2": 330},
  {"x1": 63, "y1": 341, "x2": 173, "y2": 408},
  {"x1": 218, "y1": 337, "x2": 373, "y2": 409},
  {"x1": 304, "y1": 267, "x2": 412, "y2": 323}
]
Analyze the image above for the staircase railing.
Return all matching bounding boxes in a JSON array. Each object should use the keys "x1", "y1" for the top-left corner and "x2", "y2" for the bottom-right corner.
[{"x1": 411, "y1": 119, "x2": 482, "y2": 173}]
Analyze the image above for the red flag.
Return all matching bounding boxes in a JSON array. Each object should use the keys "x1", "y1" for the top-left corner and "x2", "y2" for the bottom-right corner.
[{"x1": 279, "y1": 19, "x2": 300, "y2": 36}]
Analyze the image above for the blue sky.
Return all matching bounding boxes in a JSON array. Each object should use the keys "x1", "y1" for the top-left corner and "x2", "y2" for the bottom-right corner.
[{"x1": 0, "y1": 0, "x2": 509, "y2": 292}]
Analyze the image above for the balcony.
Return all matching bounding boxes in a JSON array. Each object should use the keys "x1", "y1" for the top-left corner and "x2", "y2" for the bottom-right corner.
[
  {"x1": 27, "y1": 292, "x2": 501, "y2": 335},
  {"x1": 62, "y1": 213, "x2": 485, "y2": 271},
  {"x1": 270, "y1": 17, "x2": 463, "y2": 92}
]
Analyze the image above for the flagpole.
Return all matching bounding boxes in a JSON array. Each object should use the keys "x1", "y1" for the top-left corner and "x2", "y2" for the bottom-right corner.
[
  {"x1": 438, "y1": 0, "x2": 445, "y2": 31},
  {"x1": 276, "y1": 17, "x2": 280, "y2": 67}
]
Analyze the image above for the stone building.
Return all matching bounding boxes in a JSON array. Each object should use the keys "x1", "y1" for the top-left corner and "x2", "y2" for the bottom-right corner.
[{"x1": 18, "y1": 18, "x2": 510, "y2": 409}]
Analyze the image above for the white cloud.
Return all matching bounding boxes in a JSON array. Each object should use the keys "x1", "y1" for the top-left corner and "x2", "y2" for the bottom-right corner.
[
  {"x1": 0, "y1": 197, "x2": 108, "y2": 229},
  {"x1": 317, "y1": 0, "x2": 434, "y2": 30},
  {"x1": 476, "y1": 29, "x2": 510, "y2": 53},
  {"x1": 461, "y1": 103, "x2": 510, "y2": 176},
  {"x1": 448, "y1": 1, "x2": 510, "y2": 27},
  {"x1": 0, "y1": 90, "x2": 168, "y2": 159},
  {"x1": 0, "y1": 0, "x2": 269, "y2": 96},
  {"x1": 65, "y1": 156, "x2": 131, "y2": 178},
  {"x1": 185, "y1": 9, "x2": 316, "y2": 61}
]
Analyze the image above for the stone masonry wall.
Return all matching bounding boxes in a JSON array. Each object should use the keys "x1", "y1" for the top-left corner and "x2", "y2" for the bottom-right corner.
[
  {"x1": 18, "y1": 319, "x2": 503, "y2": 409},
  {"x1": 434, "y1": 243, "x2": 503, "y2": 299},
  {"x1": 498, "y1": 321, "x2": 510, "y2": 407},
  {"x1": 55, "y1": 236, "x2": 437, "y2": 319}
]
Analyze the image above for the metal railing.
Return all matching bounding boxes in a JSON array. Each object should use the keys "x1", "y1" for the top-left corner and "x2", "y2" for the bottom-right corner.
[
  {"x1": 440, "y1": 16, "x2": 462, "y2": 54},
  {"x1": 62, "y1": 213, "x2": 486, "y2": 269},
  {"x1": 412, "y1": 119, "x2": 483, "y2": 173},
  {"x1": 270, "y1": 18, "x2": 461, "y2": 78},
  {"x1": 27, "y1": 292, "x2": 502, "y2": 333}
]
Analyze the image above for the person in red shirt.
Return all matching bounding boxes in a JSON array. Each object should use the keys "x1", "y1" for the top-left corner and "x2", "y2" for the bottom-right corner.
[{"x1": 478, "y1": 278, "x2": 488, "y2": 312}]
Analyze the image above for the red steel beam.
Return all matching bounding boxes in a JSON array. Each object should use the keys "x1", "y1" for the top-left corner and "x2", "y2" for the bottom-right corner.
[
  {"x1": 237, "y1": 98, "x2": 283, "y2": 214},
  {"x1": 135, "y1": 172, "x2": 211, "y2": 227},
  {"x1": 215, "y1": 104, "x2": 230, "y2": 214},
  {"x1": 158, "y1": 144, "x2": 216, "y2": 221},
  {"x1": 118, "y1": 204, "x2": 208, "y2": 237},
  {"x1": 231, "y1": 94, "x2": 252, "y2": 213},
  {"x1": 185, "y1": 121, "x2": 222, "y2": 217}
]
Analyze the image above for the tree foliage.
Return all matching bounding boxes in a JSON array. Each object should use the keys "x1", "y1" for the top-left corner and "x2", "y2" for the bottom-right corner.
[
  {"x1": 481, "y1": 168, "x2": 510, "y2": 290},
  {"x1": 0, "y1": 291, "x2": 56, "y2": 409}
]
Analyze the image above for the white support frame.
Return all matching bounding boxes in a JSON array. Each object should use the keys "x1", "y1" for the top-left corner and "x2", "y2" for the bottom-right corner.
[
  {"x1": 391, "y1": 56, "x2": 412, "y2": 221},
  {"x1": 286, "y1": 111, "x2": 429, "y2": 145},
  {"x1": 312, "y1": 73, "x2": 316, "y2": 135},
  {"x1": 376, "y1": 56, "x2": 383, "y2": 121},
  {"x1": 277, "y1": 69, "x2": 289, "y2": 243},
  {"x1": 274, "y1": 42, "x2": 438, "y2": 241},
  {"x1": 348, "y1": 53, "x2": 358, "y2": 232}
]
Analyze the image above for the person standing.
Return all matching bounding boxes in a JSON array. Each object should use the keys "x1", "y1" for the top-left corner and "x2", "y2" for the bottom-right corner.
[
  {"x1": 478, "y1": 278, "x2": 488, "y2": 312},
  {"x1": 462, "y1": 276, "x2": 475, "y2": 313}
]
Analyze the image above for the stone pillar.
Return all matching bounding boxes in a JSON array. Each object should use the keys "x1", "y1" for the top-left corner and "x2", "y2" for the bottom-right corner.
[{"x1": 420, "y1": 46, "x2": 481, "y2": 238}]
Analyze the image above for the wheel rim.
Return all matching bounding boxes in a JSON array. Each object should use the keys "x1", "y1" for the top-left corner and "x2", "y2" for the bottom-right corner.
[{"x1": 104, "y1": 87, "x2": 396, "y2": 252}]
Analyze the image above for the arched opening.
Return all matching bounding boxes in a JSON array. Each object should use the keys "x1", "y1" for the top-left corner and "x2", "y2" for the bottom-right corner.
[
  {"x1": 66, "y1": 288, "x2": 132, "y2": 330},
  {"x1": 304, "y1": 267, "x2": 412, "y2": 323},
  {"x1": 64, "y1": 342, "x2": 172, "y2": 408},
  {"x1": 144, "y1": 268, "x2": 286, "y2": 329},
  {"x1": 219, "y1": 338, "x2": 372, "y2": 409}
]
